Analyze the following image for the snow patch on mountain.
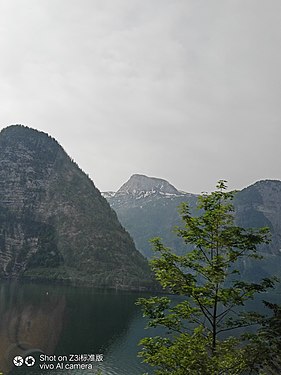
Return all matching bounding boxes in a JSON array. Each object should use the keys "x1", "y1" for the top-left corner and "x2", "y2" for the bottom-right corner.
[{"x1": 101, "y1": 174, "x2": 194, "y2": 205}]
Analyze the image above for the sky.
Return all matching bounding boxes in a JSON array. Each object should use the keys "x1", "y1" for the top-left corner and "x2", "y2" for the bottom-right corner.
[{"x1": 0, "y1": 0, "x2": 280, "y2": 194}]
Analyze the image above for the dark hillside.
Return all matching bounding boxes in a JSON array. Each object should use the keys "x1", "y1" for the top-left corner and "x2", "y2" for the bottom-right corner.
[{"x1": 0, "y1": 125, "x2": 153, "y2": 290}]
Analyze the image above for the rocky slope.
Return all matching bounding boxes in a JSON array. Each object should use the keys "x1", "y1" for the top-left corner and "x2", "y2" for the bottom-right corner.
[
  {"x1": 115, "y1": 174, "x2": 181, "y2": 200},
  {"x1": 0, "y1": 125, "x2": 154, "y2": 289}
]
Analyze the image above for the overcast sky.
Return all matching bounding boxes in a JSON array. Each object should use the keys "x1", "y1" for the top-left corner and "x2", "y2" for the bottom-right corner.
[{"x1": 0, "y1": 0, "x2": 280, "y2": 193}]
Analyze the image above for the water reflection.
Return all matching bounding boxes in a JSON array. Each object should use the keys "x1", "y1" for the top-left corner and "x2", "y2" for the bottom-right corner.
[
  {"x1": 0, "y1": 282, "x2": 65, "y2": 374},
  {"x1": 0, "y1": 282, "x2": 151, "y2": 375}
]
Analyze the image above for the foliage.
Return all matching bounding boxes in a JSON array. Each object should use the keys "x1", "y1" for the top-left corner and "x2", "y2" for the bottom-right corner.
[
  {"x1": 249, "y1": 301, "x2": 281, "y2": 374},
  {"x1": 137, "y1": 180, "x2": 279, "y2": 374}
]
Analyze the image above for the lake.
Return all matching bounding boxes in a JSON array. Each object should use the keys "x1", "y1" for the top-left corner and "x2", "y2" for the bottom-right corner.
[
  {"x1": 2, "y1": 281, "x2": 278, "y2": 375},
  {"x1": 0, "y1": 282, "x2": 158, "y2": 375}
]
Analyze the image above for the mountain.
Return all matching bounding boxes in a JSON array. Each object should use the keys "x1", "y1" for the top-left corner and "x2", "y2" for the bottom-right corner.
[
  {"x1": 116, "y1": 174, "x2": 181, "y2": 199},
  {"x1": 103, "y1": 174, "x2": 198, "y2": 258},
  {"x1": 103, "y1": 176, "x2": 281, "y2": 281},
  {"x1": 234, "y1": 179, "x2": 281, "y2": 281},
  {"x1": 0, "y1": 125, "x2": 154, "y2": 290}
]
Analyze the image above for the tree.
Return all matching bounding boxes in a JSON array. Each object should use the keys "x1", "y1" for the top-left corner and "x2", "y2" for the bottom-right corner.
[{"x1": 137, "y1": 180, "x2": 279, "y2": 374}]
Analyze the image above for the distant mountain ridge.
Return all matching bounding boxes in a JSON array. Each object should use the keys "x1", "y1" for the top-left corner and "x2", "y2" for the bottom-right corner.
[
  {"x1": 103, "y1": 175, "x2": 281, "y2": 281},
  {"x1": 0, "y1": 125, "x2": 154, "y2": 290},
  {"x1": 102, "y1": 174, "x2": 198, "y2": 257}
]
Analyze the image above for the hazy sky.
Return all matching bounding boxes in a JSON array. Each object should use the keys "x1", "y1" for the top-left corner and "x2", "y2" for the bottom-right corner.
[{"x1": 0, "y1": 0, "x2": 280, "y2": 193}]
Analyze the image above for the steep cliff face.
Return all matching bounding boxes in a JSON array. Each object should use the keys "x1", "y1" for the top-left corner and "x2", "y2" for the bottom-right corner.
[{"x1": 0, "y1": 125, "x2": 153, "y2": 289}]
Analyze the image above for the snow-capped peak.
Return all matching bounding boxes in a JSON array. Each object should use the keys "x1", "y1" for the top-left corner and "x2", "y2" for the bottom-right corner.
[{"x1": 114, "y1": 174, "x2": 184, "y2": 198}]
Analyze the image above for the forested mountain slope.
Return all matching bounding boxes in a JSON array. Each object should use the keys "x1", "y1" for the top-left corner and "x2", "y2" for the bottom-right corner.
[{"x1": 0, "y1": 125, "x2": 153, "y2": 290}]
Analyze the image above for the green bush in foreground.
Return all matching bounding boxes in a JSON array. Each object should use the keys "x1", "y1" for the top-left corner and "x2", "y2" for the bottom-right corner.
[{"x1": 137, "y1": 181, "x2": 280, "y2": 374}]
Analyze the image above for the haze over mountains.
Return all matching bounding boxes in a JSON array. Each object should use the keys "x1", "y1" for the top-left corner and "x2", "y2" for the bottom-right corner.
[
  {"x1": 103, "y1": 174, "x2": 197, "y2": 257},
  {"x1": 0, "y1": 125, "x2": 154, "y2": 289},
  {"x1": 234, "y1": 179, "x2": 281, "y2": 279},
  {"x1": 103, "y1": 175, "x2": 281, "y2": 281},
  {"x1": 0, "y1": 124, "x2": 280, "y2": 289}
]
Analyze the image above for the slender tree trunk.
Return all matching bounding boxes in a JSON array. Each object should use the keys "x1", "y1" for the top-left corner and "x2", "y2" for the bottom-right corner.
[{"x1": 212, "y1": 283, "x2": 219, "y2": 354}]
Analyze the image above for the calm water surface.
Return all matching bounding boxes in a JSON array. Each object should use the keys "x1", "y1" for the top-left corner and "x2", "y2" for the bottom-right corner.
[
  {"x1": 1, "y1": 281, "x2": 279, "y2": 375},
  {"x1": 0, "y1": 282, "x2": 159, "y2": 375}
]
